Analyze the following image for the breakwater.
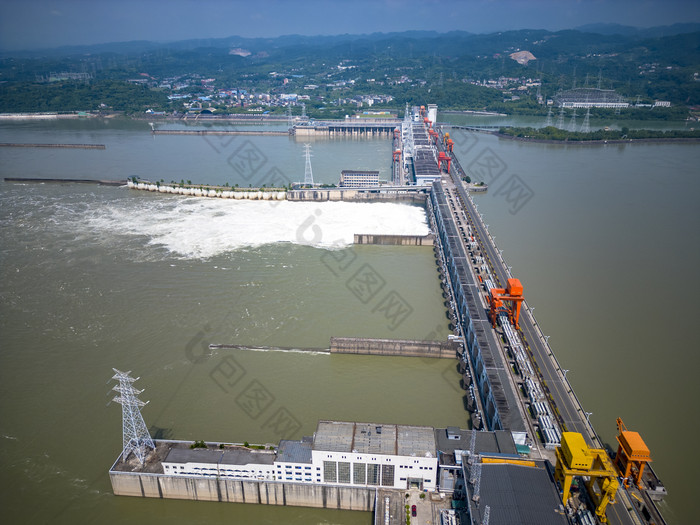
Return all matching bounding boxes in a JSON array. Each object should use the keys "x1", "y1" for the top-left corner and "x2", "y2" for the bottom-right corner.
[
  {"x1": 0, "y1": 142, "x2": 105, "y2": 149},
  {"x1": 4, "y1": 177, "x2": 124, "y2": 186},
  {"x1": 287, "y1": 188, "x2": 427, "y2": 203},
  {"x1": 127, "y1": 180, "x2": 286, "y2": 200},
  {"x1": 330, "y1": 337, "x2": 459, "y2": 359},
  {"x1": 353, "y1": 233, "x2": 434, "y2": 246},
  {"x1": 152, "y1": 130, "x2": 289, "y2": 136}
]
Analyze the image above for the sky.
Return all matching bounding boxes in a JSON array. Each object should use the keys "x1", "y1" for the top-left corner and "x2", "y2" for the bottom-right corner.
[{"x1": 1, "y1": 0, "x2": 699, "y2": 51}]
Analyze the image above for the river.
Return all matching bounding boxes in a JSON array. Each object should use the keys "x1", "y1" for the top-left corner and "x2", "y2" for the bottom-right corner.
[{"x1": 0, "y1": 116, "x2": 698, "y2": 524}]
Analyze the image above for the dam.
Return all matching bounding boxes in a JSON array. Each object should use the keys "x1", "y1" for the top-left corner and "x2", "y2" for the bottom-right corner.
[{"x1": 108, "y1": 105, "x2": 668, "y2": 525}]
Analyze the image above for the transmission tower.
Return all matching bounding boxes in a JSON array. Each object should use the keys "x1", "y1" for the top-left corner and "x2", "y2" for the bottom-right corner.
[
  {"x1": 556, "y1": 107, "x2": 565, "y2": 129},
  {"x1": 301, "y1": 102, "x2": 306, "y2": 120},
  {"x1": 111, "y1": 368, "x2": 155, "y2": 465},
  {"x1": 287, "y1": 105, "x2": 293, "y2": 131},
  {"x1": 581, "y1": 107, "x2": 591, "y2": 133},
  {"x1": 545, "y1": 107, "x2": 553, "y2": 127},
  {"x1": 470, "y1": 461, "x2": 482, "y2": 505},
  {"x1": 568, "y1": 109, "x2": 577, "y2": 132},
  {"x1": 483, "y1": 505, "x2": 491, "y2": 525},
  {"x1": 469, "y1": 429, "x2": 477, "y2": 463},
  {"x1": 303, "y1": 144, "x2": 314, "y2": 186}
]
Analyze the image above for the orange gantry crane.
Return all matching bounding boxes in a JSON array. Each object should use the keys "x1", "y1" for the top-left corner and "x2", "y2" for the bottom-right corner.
[
  {"x1": 488, "y1": 278, "x2": 525, "y2": 329},
  {"x1": 614, "y1": 417, "x2": 652, "y2": 489},
  {"x1": 437, "y1": 151, "x2": 451, "y2": 173}
]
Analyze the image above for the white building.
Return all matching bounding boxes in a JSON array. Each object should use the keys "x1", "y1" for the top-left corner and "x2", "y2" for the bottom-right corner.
[
  {"x1": 311, "y1": 421, "x2": 438, "y2": 491},
  {"x1": 160, "y1": 420, "x2": 439, "y2": 491},
  {"x1": 340, "y1": 170, "x2": 380, "y2": 187},
  {"x1": 274, "y1": 437, "x2": 317, "y2": 483},
  {"x1": 162, "y1": 446, "x2": 276, "y2": 481}
]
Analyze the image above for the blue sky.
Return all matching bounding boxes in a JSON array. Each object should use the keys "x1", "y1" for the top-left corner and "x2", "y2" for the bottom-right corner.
[{"x1": 1, "y1": 0, "x2": 699, "y2": 51}]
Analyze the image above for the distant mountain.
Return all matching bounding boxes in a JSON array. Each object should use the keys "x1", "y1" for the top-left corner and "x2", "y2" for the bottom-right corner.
[
  {"x1": 3, "y1": 25, "x2": 698, "y2": 59},
  {"x1": 575, "y1": 22, "x2": 700, "y2": 38}
]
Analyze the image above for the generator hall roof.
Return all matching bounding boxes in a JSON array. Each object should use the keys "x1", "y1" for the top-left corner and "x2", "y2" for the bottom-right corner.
[
  {"x1": 277, "y1": 439, "x2": 313, "y2": 464},
  {"x1": 313, "y1": 420, "x2": 436, "y2": 457},
  {"x1": 164, "y1": 446, "x2": 275, "y2": 466},
  {"x1": 466, "y1": 462, "x2": 568, "y2": 525}
]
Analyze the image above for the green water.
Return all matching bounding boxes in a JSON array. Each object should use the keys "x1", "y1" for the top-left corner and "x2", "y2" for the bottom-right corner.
[{"x1": 1, "y1": 117, "x2": 698, "y2": 524}]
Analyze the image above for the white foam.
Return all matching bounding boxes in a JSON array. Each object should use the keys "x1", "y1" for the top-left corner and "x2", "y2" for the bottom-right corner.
[{"x1": 83, "y1": 197, "x2": 429, "y2": 259}]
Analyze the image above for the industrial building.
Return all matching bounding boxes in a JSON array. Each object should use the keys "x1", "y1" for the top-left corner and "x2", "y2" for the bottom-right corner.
[
  {"x1": 157, "y1": 420, "x2": 439, "y2": 491},
  {"x1": 553, "y1": 88, "x2": 629, "y2": 108},
  {"x1": 313, "y1": 420, "x2": 438, "y2": 491},
  {"x1": 339, "y1": 169, "x2": 380, "y2": 187}
]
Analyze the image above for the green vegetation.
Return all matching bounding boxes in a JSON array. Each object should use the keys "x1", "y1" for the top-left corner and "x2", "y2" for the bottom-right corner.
[
  {"x1": 498, "y1": 125, "x2": 700, "y2": 141},
  {"x1": 190, "y1": 440, "x2": 207, "y2": 449},
  {"x1": 0, "y1": 79, "x2": 169, "y2": 113},
  {"x1": 0, "y1": 28, "x2": 698, "y2": 115}
]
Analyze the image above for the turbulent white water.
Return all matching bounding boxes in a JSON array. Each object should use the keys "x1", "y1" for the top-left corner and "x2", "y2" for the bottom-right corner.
[{"x1": 76, "y1": 195, "x2": 429, "y2": 258}]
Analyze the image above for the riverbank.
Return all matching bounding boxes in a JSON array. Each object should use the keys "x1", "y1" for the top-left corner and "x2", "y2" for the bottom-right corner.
[{"x1": 494, "y1": 132, "x2": 700, "y2": 145}]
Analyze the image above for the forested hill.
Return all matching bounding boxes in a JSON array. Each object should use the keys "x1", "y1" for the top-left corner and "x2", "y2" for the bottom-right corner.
[{"x1": 1, "y1": 26, "x2": 698, "y2": 114}]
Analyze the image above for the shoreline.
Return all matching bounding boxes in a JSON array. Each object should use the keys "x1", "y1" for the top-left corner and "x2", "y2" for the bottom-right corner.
[{"x1": 493, "y1": 132, "x2": 700, "y2": 145}]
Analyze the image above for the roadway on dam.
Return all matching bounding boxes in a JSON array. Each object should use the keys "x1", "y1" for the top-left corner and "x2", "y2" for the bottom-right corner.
[{"x1": 443, "y1": 139, "x2": 641, "y2": 525}]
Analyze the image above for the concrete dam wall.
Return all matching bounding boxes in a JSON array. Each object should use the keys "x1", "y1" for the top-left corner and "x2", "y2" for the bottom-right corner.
[
  {"x1": 354, "y1": 233, "x2": 434, "y2": 246},
  {"x1": 110, "y1": 471, "x2": 375, "y2": 511},
  {"x1": 330, "y1": 337, "x2": 459, "y2": 359},
  {"x1": 287, "y1": 189, "x2": 427, "y2": 203}
]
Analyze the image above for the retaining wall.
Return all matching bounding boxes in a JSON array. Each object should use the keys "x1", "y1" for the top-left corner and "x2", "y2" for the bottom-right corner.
[
  {"x1": 330, "y1": 337, "x2": 458, "y2": 359},
  {"x1": 354, "y1": 234, "x2": 433, "y2": 246},
  {"x1": 110, "y1": 471, "x2": 375, "y2": 511}
]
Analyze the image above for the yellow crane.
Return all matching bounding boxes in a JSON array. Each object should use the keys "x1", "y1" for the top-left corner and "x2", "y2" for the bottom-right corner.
[{"x1": 554, "y1": 432, "x2": 620, "y2": 524}]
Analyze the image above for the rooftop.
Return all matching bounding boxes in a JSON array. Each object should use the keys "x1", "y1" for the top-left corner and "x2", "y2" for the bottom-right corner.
[
  {"x1": 435, "y1": 428, "x2": 517, "y2": 467},
  {"x1": 313, "y1": 421, "x2": 435, "y2": 458},
  {"x1": 277, "y1": 439, "x2": 313, "y2": 464},
  {"x1": 465, "y1": 462, "x2": 569, "y2": 525},
  {"x1": 164, "y1": 445, "x2": 276, "y2": 466}
]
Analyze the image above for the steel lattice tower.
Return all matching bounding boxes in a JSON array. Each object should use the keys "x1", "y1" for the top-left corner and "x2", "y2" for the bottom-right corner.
[
  {"x1": 545, "y1": 107, "x2": 553, "y2": 127},
  {"x1": 287, "y1": 105, "x2": 293, "y2": 131},
  {"x1": 112, "y1": 368, "x2": 155, "y2": 465},
  {"x1": 303, "y1": 143, "x2": 314, "y2": 186},
  {"x1": 581, "y1": 107, "x2": 591, "y2": 133},
  {"x1": 568, "y1": 109, "x2": 577, "y2": 132},
  {"x1": 556, "y1": 107, "x2": 565, "y2": 129}
]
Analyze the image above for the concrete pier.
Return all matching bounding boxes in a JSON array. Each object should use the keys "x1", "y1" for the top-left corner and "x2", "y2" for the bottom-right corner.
[
  {"x1": 152, "y1": 129, "x2": 289, "y2": 136},
  {"x1": 287, "y1": 188, "x2": 427, "y2": 203},
  {"x1": 0, "y1": 143, "x2": 105, "y2": 149},
  {"x1": 330, "y1": 337, "x2": 459, "y2": 359},
  {"x1": 4, "y1": 177, "x2": 124, "y2": 186},
  {"x1": 354, "y1": 233, "x2": 434, "y2": 246}
]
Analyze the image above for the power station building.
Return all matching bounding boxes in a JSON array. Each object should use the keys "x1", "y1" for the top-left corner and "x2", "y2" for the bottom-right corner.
[
  {"x1": 159, "y1": 420, "x2": 438, "y2": 491},
  {"x1": 339, "y1": 170, "x2": 380, "y2": 187},
  {"x1": 554, "y1": 88, "x2": 629, "y2": 109}
]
